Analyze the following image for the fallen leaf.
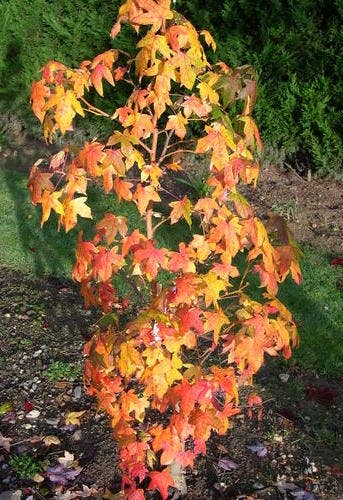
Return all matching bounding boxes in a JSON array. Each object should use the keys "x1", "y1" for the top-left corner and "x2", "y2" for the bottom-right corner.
[
  {"x1": 33, "y1": 473, "x2": 45, "y2": 483},
  {"x1": 218, "y1": 457, "x2": 238, "y2": 470},
  {"x1": 247, "y1": 442, "x2": 267, "y2": 457},
  {"x1": 47, "y1": 464, "x2": 81, "y2": 485},
  {"x1": 43, "y1": 435, "x2": 61, "y2": 446},
  {"x1": 24, "y1": 401, "x2": 34, "y2": 413},
  {"x1": 65, "y1": 410, "x2": 85, "y2": 426},
  {"x1": 305, "y1": 385, "x2": 337, "y2": 405},
  {"x1": 0, "y1": 434, "x2": 11, "y2": 452},
  {"x1": 58, "y1": 451, "x2": 76, "y2": 468},
  {"x1": 291, "y1": 490, "x2": 316, "y2": 500},
  {"x1": 1, "y1": 410, "x2": 16, "y2": 422},
  {"x1": 330, "y1": 257, "x2": 343, "y2": 266},
  {"x1": 247, "y1": 393, "x2": 263, "y2": 420},
  {"x1": 25, "y1": 409, "x2": 41, "y2": 420},
  {"x1": 0, "y1": 402, "x2": 13, "y2": 415}
]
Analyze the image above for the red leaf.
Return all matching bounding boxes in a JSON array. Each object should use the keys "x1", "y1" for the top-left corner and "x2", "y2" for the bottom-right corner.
[
  {"x1": 306, "y1": 385, "x2": 337, "y2": 405},
  {"x1": 24, "y1": 401, "x2": 34, "y2": 413},
  {"x1": 330, "y1": 258, "x2": 343, "y2": 266},
  {"x1": 247, "y1": 393, "x2": 263, "y2": 420},
  {"x1": 148, "y1": 469, "x2": 174, "y2": 500}
]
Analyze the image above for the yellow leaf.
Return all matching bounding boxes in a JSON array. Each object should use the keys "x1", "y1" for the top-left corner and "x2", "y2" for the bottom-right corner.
[
  {"x1": 43, "y1": 435, "x2": 61, "y2": 446},
  {"x1": 200, "y1": 30, "x2": 217, "y2": 51},
  {"x1": 40, "y1": 189, "x2": 64, "y2": 227},
  {"x1": 62, "y1": 196, "x2": 92, "y2": 232},
  {"x1": 166, "y1": 113, "x2": 188, "y2": 139},
  {"x1": 197, "y1": 81, "x2": 219, "y2": 105},
  {"x1": 202, "y1": 271, "x2": 228, "y2": 308},
  {"x1": 169, "y1": 196, "x2": 192, "y2": 226},
  {"x1": 0, "y1": 402, "x2": 12, "y2": 415},
  {"x1": 65, "y1": 410, "x2": 85, "y2": 426},
  {"x1": 117, "y1": 341, "x2": 144, "y2": 378}
]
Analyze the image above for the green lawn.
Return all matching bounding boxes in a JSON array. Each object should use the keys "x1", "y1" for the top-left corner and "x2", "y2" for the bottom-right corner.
[{"x1": 0, "y1": 167, "x2": 342, "y2": 375}]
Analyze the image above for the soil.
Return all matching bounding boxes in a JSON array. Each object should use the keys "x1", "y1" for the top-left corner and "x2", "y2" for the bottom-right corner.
[
  {"x1": 0, "y1": 134, "x2": 343, "y2": 499},
  {"x1": 1, "y1": 269, "x2": 343, "y2": 499}
]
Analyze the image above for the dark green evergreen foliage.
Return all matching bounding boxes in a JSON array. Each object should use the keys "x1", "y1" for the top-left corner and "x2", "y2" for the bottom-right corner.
[
  {"x1": 0, "y1": 0, "x2": 133, "y2": 137},
  {"x1": 0, "y1": 0, "x2": 342, "y2": 176},
  {"x1": 181, "y1": 0, "x2": 343, "y2": 177}
]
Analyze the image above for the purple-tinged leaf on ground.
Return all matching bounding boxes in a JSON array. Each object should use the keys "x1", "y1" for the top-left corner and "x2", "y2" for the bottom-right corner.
[
  {"x1": 1, "y1": 410, "x2": 16, "y2": 423},
  {"x1": 291, "y1": 490, "x2": 316, "y2": 500},
  {"x1": 47, "y1": 465, "x2": 80, "y2": 485},
  {"x1": 218, "y1": 457, "x2": 239, "y2": 470},
  {"x1": 61, "y1": 424, "x2": 77, "y2": 432},
  {"x1": 277, "y1": 481, "x2": 300, "y2": 493},
  {"x1": 247, "y1": 442, "x2": 267, "y2": 457},
  {"x1": 277, "y1": 482, "x2": 316, "y2": 500},
  {"x1": 16, "y1": 444, "x2": 29, "y2": 454}
]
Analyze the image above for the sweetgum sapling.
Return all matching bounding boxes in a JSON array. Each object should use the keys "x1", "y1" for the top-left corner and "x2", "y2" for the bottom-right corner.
[{"x1": 28, "y1": 1, "x2": 302, "y2": 498}]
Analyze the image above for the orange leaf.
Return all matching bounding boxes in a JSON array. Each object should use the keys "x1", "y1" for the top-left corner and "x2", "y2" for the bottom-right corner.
[
  {"x1": 30, "y1": 81, "x2": 50, "y2": 122},
  {"x1": 131, "y1": 0, "x2": 173, "y2": 33},
  {"x1": 114, "y1": 178, "x2": 134, "y2": 202},
  {"x1": 92, "y1": 246, "x2": 124, "y2": 282},
  {"x1": 62, "y1": 197, "x2": 92, "y2": 232},
  {"x1": 96, "y1": 213, "x2": 128, "y2": 244},
  {"x1": 40, "y1": 189, "x2": 64, "y2": 226},
  {"x1": 168, "y1": 242, "x2": 196, "y2": 273},
  {"x1": 133, "y1": 240, "x2": 167, "y2": 280},
  {"x1": 72, "y1": 232, "x2": 96, "y2": 282},
  {"x1": 27, "y1": 163, "x2": 54, "y2": 204},
  {"x1": 148, "y1": 469, "x2": 174, "y2": 500},
  {"x1": 91, "y1": 63, "x2": 115, "y2": 96},
  {"x1": 247, "y1": 393, "x2": 263, "y2": 420},
  {"x1": 133, "y1": 183, "x2": 161, "y2": 215},
  {"x1": 78, "y1": 141, "x2": 105, "y2": 176},
  {"x1": 169, "y1": 196, "x2": 192, "y2": 226},
  {"x1": 182, "y1": 94, "x2": 211, "y2": 118},
  {"x1": 166, "y1": 113, "x2": 188, "y2": 139}
]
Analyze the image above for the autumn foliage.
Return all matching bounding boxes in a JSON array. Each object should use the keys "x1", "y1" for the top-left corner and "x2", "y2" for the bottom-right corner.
[{"x1": 28, "y1": 1, "x2": 302, "y2": 498}]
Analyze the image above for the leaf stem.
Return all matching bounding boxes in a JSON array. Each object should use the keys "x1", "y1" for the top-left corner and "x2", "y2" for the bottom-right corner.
[
  {"x1": 80, "y1": 98, "x2": 111, "y2": 118},
  {"x1": 159, "y1": 149, "x2": 198, "y2": 164}
]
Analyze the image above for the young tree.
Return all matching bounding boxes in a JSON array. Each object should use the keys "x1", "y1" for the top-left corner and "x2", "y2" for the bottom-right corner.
[{"x1": 28, "y1": 1, "x2": 301, "y2": 498}]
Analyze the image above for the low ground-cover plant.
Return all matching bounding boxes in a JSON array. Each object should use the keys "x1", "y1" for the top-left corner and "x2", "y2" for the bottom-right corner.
[
  {"x1": 9, "y1": 452, "x2": 44, "y2": 480},
  {"x1": 27, "y1": 1, "x2": 301, "y2": 498},
  {"x1": 44, "y1": 360, "x2": 81, "y2": 382}
]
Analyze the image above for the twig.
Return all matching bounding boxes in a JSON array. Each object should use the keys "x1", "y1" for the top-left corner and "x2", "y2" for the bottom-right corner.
[
  {"x1": 159, "y1": 149, "x2": 198, "y2": 163},
  {"x1": 118, "y1": 270, "x2": 146, "y2": 304},
  {"x1": 284, "y1": 162, "x2": 308, "y2": 183},
  {"x1": 152, "y1": 216, "x2": 170, "y2": 234},
  {"x1": 157, "y1": 130, "x2": 174, "y2": 165}
]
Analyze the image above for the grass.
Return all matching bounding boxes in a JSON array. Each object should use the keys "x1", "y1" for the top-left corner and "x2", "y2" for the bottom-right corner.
[{"x1": 0, "y1": 167, "x2": 342, "y2": 376}]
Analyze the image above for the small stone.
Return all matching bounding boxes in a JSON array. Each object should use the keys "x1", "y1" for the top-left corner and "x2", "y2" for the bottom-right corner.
[
  {"x1": 273, "y1": 434, "x2": 283, "y2": 443},
  {"x1": 33, "y1": 350, "x2": 42, "y2": 358},
  {"x1": 73, "y1": 386, "x2": 82, "y2": 400},
  {"x1": 26, "y1": 409, "x2": 40, "y2": 420},
  {"x1": 253, "y1": 482, "x2": 265, "y2": 490},
  {"x1": 46, "y1": 417, "x2": 60, "y2": 426},
  {"x1": 279, "y1": 373, "x2": 290, "y2": 383},
  {"x1": 24, "y1": 423, "x2": 32, "y2": 430},
  {"x1": 0, "y1": 491, "x2": 22, "y2": 500},
  {"x1": 72, "y1": 430, "x2": 82, "y2": 441},
  {"x1": 4, "y1": 313, "x2": 11, "y2": 319}
]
